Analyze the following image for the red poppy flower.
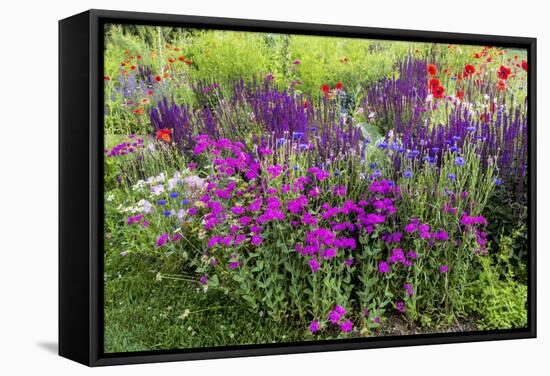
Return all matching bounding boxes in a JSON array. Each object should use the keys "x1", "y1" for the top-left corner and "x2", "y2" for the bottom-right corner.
[
  {"x1": 428, "y1": 78, "x2": 440, "y2": 90},
  {"x1": 427, "y1": 63, "x2": 437, "y2": 76},
  {"x1": 463, "y1": 64, "x2": 475, "y2": 76},
  {"x1": 432, "y1": 85, "x2": 445, "y2": 99},
  {"x1": 320, "y1": 84, "x2": 330, "y2": 94},
  {"x1": 120, "y1": 62, "x2": 126, "y2": 67},
  {"x1": 103, "y1": 76, "x2": 111, "y2": 81},
  {"x1": 121, "y1": 70, "x2": 128, "y2": 76},
  {"x1": 168, "y1": 58, "x2": 176, "y2": 63},
  {"x1": 185, "y1": 59, "x2": 193, "y2": 65},
  {"x1": 178, "y1": 56, "x2": 185, "y2": 61},
  {"x1": 130, "y1": 65, "x2": 137, "y2": 71},
  {"x1": 480, "y1": 113, "x2": 489, "y2": 123},
  {"x1": 137, "y1": 55, "x2": 142, "y2": 60},
  {"x1": 124, "y1": 50, "x2": 130, "y2": 55},
  {"x1": 174, "y1": 47, "x2": 180, "y2": 51},
  {"x1": 456, "y1": 90, "x2": 464, "y2": 100},
  {"x1": 487, "y1": 57, "x2": 492, "y2": 63},
  {"x1": 155, "y1": 75, "x2": 162, "y2": 82},
  {"x1": 497, "y1": 65, "x2": 511, "y2": 80},
  {"x1": 335, "y1": 82, "x2": 343, "y2": 90},
  {"x1": 156, "y1": 129, "x2": 172, "y2": 143},
  {"x1": 521, "y1": 60, "x2": 528, "y2": 72},
  {"x1": 496, "y1": 79, "x2": 507, "y2": 91},
  {"x1": 133, "y1": 107, "x2": 144, "y2": 115},
  {"x1": 474, "y1": 53, "x2": 481, "y2": 59}
]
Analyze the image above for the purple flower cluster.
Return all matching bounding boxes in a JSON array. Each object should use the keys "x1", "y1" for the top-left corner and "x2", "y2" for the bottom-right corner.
[{"x1": 105, "y1": 136, "x2": 144, "y2": 157}]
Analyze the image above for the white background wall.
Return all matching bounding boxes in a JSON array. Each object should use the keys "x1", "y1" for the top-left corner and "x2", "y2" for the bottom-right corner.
[{"x1": 0, "y1": 0, "x2": 546, "y2": 374}]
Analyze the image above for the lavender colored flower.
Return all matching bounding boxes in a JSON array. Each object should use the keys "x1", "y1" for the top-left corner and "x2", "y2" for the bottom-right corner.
[
  {"x1": 455, "y1": 156, "x2": 465, "y2": 166},
  {"x1": 396, "y1": 301, "x2": 406, "y2": 313}
]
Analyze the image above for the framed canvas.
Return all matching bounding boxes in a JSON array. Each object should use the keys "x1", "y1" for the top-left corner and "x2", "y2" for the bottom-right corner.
[{"x1": 59, "y1": 9, "x2": 536, "y2": 366}]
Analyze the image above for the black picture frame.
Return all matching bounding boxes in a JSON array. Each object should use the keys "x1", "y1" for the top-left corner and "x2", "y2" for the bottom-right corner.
[{"x1": 59, "y1": 9, "x2": 537, "y2": 367}]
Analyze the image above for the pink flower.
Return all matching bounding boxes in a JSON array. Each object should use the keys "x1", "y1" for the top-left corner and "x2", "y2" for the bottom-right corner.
[
  {"x1": 251, "y1": 234, "x2": 263, "y2": 246},
  {"x1": 156, "y1": 233, "x2": 169, "y2": 247},
  {"x1": 439, "y1": 264, "x2": 449, "y2": 273},
  {"x1": 239, "y1": 216, "x2": 252, "y2": 226},
  {"x1": 378, "y1": 261, "x2": 390, "y2": 273},
  {"x1": 266, "y1": 164, "x2": 283, "y2": 178},
  {"x1": 231, "y1": 205, "x2": 245, "y2": 215},
  {"x1": 340, "y1": 319, "x2": 353, "y2": 333},
  {"x1": 309, "y1": 258, "x2": 320, "y2": 272},
  {"x1": 309, "y1": 320, "x2": 320, "y2": 333}
]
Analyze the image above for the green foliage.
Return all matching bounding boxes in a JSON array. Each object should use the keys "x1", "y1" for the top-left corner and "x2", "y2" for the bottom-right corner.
[{"x1": 463, "y1": 255, "x2": 527, "y2": 330}]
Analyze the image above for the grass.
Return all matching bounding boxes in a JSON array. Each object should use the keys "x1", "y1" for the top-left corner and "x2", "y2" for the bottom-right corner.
[{"x1": 104, "y1": 244, "x2": 306, "y2": 353}]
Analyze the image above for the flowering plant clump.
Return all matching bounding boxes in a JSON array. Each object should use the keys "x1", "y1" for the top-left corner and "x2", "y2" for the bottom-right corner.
[{"x1": 102, "y1": 26, "x2": 529, "y2": 350}]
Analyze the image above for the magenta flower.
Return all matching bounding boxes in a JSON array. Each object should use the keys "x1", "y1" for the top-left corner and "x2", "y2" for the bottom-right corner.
[
  {"x1": 231, "y1": 206, "x2": 245, "y2": 215},
  {"x1": 200, "y1": 275, "x2": 207, "y2": 285},
  {"x1": 328, "y1": 305, "x2": 346, "y2": 323},
  {"x1": 404, "y1": 283, "x2": 414, "y2": 296},
  {"x1": 239, "y1": 216, "x2": 252, "y2": 226},
  {"x1": 439, "y1": 264, "x2": 449, "y2": 273},
  {"x1": 378, "y1": 261, "x2": 390, "y2": 273},
  {"x1": 340, "y1": 319, "x2": 353, "y2": 333},
  {"x1": 309, "y1": 320, "x2": 320, "y2": 333},
  {"x1": 266, "y1": 164, "x2": 283, "y2": 178},
  {"x1": 433, "y1": 230, "x2": 449, "y2": 241},
  {"x1": 156, "y1": 233, "x2": 169, "y2": 247},
  {"x1": 251, "y1": 234, "x2": 263, "y2": 246},
  {"x1": 396, "y1": 301, "x2": 406, "y2": 313},
  {"x1": 309, "y1": 258, "x2": 320, "y2": 272},
  {"x1": 344, "y1": 258, "x2": 354, "y2": 267}
]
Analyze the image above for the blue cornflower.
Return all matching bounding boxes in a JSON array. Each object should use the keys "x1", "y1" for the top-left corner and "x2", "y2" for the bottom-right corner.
[
  {"x1": 371, "y1": 169, "x2": 382, "y2": 179},
  {"x1": 455, "y1": 157, "x2": 465, "y2": 167},
  {"x1": 170, "y1": 192, "x2": 179, "y2": 198},
  {"x1": 377, "y1": 141, "x2": 388, "y2": 149},
  {"x1": 292, "y1": 132, "x2": 304, "y2": 140},
  {"x1": 404, "y1": 169, "x2": 412, "y2": 179},
  {"x1": 369, "y1": 162, "x2": 377, "y2": 169},
  {"x1": 158, "y1": 199, "x2": 166, "y2": 205},
  {"x1": 450, "y1": 146, "x2": 458, "y2": 152},
  {"x1": 163, "y1": 210, "x2": 172, "y2": 216},
  {"x1": 448, "y1": 173, "x2": 456, "y2": 181},
  {"x1": 467, "y1": 126, "x2": 476, "y2": 132},
  {"x1": 494, "y1": 178, "x2": 502, "y2": 185},
  {"x1": 181, "y1": 199, "x2": 190, "y2": 205}
]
